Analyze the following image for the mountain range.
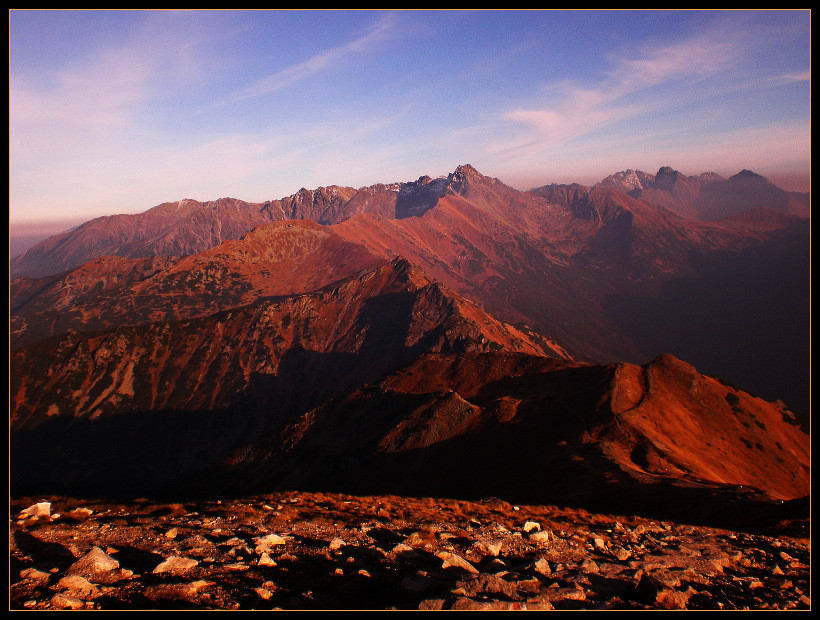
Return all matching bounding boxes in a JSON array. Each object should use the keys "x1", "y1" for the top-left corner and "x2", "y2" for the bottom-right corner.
[{"x1": 9, "y1": 163, "x2": 810, "y2": 526}]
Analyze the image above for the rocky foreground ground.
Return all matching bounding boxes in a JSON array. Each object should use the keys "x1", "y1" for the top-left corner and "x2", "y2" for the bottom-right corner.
[{"x1": 10, "y1": 492, "x2": 811, "y2": 611}]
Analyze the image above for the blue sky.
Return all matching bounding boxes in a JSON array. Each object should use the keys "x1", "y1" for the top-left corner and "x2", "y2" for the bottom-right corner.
[{"x1": 9, "y1": 9, "x2": 811, "y2": 230}]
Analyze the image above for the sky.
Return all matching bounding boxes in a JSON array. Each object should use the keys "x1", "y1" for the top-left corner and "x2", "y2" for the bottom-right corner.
[{"x1": 9, "y1": 9, "x2": 812, "y2": 235}]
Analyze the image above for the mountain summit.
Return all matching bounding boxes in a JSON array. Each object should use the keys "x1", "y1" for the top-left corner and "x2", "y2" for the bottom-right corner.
[{"x1": 595, "y1": 165, "x2": 808, "y2": 221}]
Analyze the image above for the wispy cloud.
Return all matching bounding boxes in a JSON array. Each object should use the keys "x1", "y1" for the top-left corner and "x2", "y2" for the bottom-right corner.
[
  {"x1": 10, "y1": 47, "x2": 150, "y2": 141},
  {"x1": 780, "y1": 71, "x2": 811, "y2": 83},
  {"x1": 225, "y1": 12, "x2": 398, "y2": 105},
  {"x1": 494, "y1": 29, "x2": 746, "y2": 157}
]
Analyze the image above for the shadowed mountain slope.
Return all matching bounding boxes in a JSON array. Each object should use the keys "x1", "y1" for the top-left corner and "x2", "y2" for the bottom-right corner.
[
  {"x1": 10, "y1": 258, "x2": 570, "y2": 497},
  {"x1": 190, "y1": 351, "x2": 809, "y2": 523}
]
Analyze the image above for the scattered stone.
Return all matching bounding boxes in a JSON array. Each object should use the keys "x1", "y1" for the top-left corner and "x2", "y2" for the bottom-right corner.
[
  {"x1": 66, "y1": 546, "x2": 120, "y2": 578},
  {"x1": 392, "y1": 543, "x2": 415, "y2": 555},
  {"x1": 473, "y1": 538, "x2": 503, "y2": 556},
  {"x1": 144, "y1": 580, "x2": 211, "y2": 602},
  {"x1": 255, "y1": 534, "x2": 287, "y2": 553},
  {"x1": 19, "y1": 502, "x2": 51, "y2": 519},
  {"x1": 657, "y1": 588, "x2": 692, "y2": 610},
  {"x1": 611, "y1": 545, "x2": 632, "y2": 561},
  {"x1": 50, "y1": 593, "x2": 85, "y2": 609},
  {"x1": 165, "y1": 527, "x2": 179, "y2": 539},
  {"x1": 633, "y1": 573, "x2": 661, "y2": 604},
  {"x1": 455, "y1": 573, "x2": 520, "y2": 599},
  {"x1": 451, "y1": 597, "x2": 527, "y2": 611},
  {"x1": 548, "y1": 586, "x2": 587, "y2": 602},
  {"x1": 437, "y1": 551, "x2": 479, "y2": 574},
  {"x1": 533, "y1": 558, "x2": 552, "y2": 577},
  {"x1": 56, "y1": 575, "x2": 101, "y2": 599},
  {"x1": 152, "y1": 555, "x2": 199, "y2": 575},
  {"x1": 19, "y1": 567, "x2": 51, "y2": 584},
  {"x1": 223, "y1": 561, "x2": 249, "y2": 571},
  {"x1": 257, "y1": 552, "x2": 277, "y2": 567},
  {"x1": 418, "y1": 599, "x2": 446, "y2": 610},
  {"x1": 529, "y1": 530, "x2": 552, "y2": 545},
  {"x1": 523, "y1": 521, "x2": 541, "y2": 533},
  {"x1": 9, "y1": 491, "x2": 811, "y2": 611}
]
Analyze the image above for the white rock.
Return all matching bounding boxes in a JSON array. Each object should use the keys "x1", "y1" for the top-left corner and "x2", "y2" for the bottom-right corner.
[
  {"x1": 523, "y1": 521, "x2": 541, "y2": 533},
  {"x1": 257, "y1": 552, "x2": 277, "y2": 567},
  {"x1": 392, "y1": 543, "x2": 415, "y2": 555},
  {"x1": 19, "y1": 502, "x2": 51, "y2": 519},
  {"x1": 254, "y1": 533, "x2": 287, "y2": 553},
  {"x1": 529, "y1": 530, "x2": 553, "y2": 545},
  {"x1": 534, "y1": 558, "x2": 552, "y2": 576},
  {"x1": 473, "y1": 539, "x2": 504, "y2": 557},
  {"x1": 436, "y1": 551, "x2": 479, "y2": 574}
]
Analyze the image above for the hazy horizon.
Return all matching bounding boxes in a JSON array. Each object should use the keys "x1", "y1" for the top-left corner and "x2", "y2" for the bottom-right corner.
[{"x1": 10, "y1": 10, "x2": 811, "y2": 229}]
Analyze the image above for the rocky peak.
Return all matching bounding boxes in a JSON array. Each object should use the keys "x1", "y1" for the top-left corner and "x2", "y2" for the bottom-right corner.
[
  {"x1": 447, "y1": 164, "x2": 486, "y2": 193},
  {"x1": 696, "y1": 172, "x2": 724, "y2": 184},
  {"x1": 653, "y1": 166, "x2": 684, "y2": 191},
  {"x1": 731, "y1": 169, "x2": 766, "y2": 182},
  {"x1": 395, "y1": 176, "x2": 450, "y2": 219},
  {"x1": 598, "y1": 169, "x2": 645, "y2": 192}
]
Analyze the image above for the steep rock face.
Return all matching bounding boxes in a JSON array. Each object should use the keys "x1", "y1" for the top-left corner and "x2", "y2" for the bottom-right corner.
[
  {"x1": 202, "y1": 352, "x2": 809, "y2": 513},
  {"x1": 262, "y1": 185, "x2": 361, "y2": 223}
]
